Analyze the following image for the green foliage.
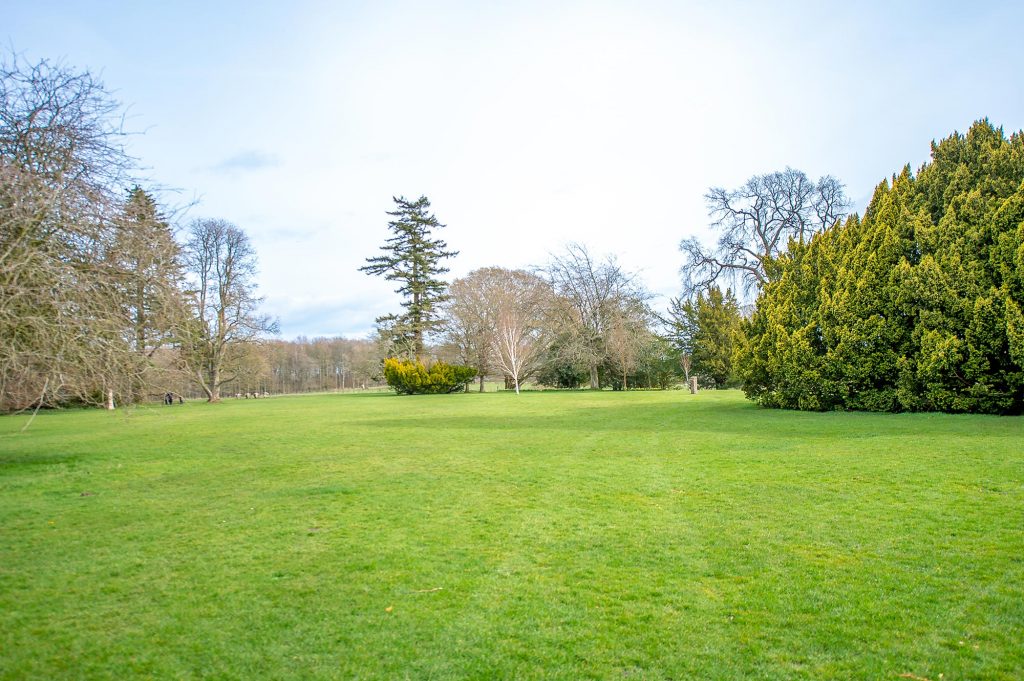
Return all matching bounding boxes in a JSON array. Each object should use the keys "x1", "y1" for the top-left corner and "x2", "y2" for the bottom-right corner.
[
  {"x1": 667, "y1": 286, "x2": 744, "y2": 388},
  {"x1": 535, "y1": 354, "x2": 589, "y2": 389},
  {"x1": 110, "y1": 186, "x2": 186, "y2": 359},
  {"x1": 630, "y1": 335, "x2": 685, "y2": 390},
  {"x1": 742, "y1": 120, "x2": 1024, "y2": 413},
  {"x1": 382, "y1": 357, "x2": 476, "y2": 394}
]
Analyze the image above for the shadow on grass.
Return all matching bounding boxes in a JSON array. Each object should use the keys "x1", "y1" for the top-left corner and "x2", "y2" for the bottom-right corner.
[
  {"x1": 0, "y1": 451, "x2": 81, "y2": 467},
  {"x1": 344, "y1": 396, "x2": 1021, "y2": 440}
]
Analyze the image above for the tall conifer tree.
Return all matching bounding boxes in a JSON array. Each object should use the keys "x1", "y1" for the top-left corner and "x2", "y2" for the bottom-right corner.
[
  {"x1": 110, "y1": 186, "x2": 185, "y2": 357},
  {"x1": 361, "y1": 196, "x2": 458, "y2": 357}
]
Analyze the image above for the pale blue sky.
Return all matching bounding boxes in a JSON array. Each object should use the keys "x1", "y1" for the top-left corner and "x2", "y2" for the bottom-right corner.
[{"x1": 7, "y1": 0, "x2": 1023, "y2": 338}]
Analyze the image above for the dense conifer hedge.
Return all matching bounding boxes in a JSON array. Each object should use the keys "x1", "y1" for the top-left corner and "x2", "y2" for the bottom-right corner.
[{"x1": 740, "y1": 120, "x2": 1024, "y2": 413}]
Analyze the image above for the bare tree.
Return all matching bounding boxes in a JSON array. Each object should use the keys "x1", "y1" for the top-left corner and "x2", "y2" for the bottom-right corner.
[
  {"x1": 604, "y1": 299, "x2": 654, "y2": 390},
  {"x1": 1, "y1": 53, "x2": 141, "y2": 410},
  {"x1": 181, "y1": 218, "x2": 277, "y2": 402},
  {"x1": 258, "y1": 337, "x2": 388, "y2": 394},
  {"x1": 543, "y1": 243, "x2": 648, "y2": 390},
  {"x1": 443, "y1": 270, "x2": 498, "y2": 391},
  {"x1": 680, "y1": 168, "x2": 849, "y2": 297},
  {"x1": 680, "y1": 353, "x2": 692, "y2": 385},
  {"x1": 491, "y1": 269, "x2": 551, "y2": 394},
  {"x1": 442, "y1": 267, "x2": 551, "y2": 393}
]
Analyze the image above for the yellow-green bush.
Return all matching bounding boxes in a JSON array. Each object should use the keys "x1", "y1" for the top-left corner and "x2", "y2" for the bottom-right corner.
[{"x1": 382, "y1": 358, "x2": 477, "y2": 395}]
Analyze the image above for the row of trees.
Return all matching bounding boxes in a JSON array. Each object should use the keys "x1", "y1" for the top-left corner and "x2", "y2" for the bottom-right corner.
[
  {"x1": 440, "y1": 253, "x2": 672, "y2": 392},
  {"x1": 12, "y1": 54, "x2": 1015, "y2": 412},
  {"x1": 347, "y1": 121, "x2": 1024, "y2": 411},
  {"x1": 261, "y1": 337, "x2": 384, "y2": 394},
  {"x1": 1, "y1": 54, "x2": 274, "y2": 410},
  {"x1": 1, "y1": 52, "x2": 724, "y2": 409}
]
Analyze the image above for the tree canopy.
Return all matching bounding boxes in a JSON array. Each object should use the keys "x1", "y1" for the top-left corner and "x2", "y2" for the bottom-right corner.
[
  {"x1": 1, "y1": 55, "x2": 145, "y2": 409},
  {"x1": 543, "y1": 243, "x2": 649, "y2": 390},
  {"x1": 181, "y1": 218, "x2": 277, "y2": 402}
]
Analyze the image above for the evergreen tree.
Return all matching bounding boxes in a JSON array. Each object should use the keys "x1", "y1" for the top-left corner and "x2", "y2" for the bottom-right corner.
[
  {"x1": 741, "y1": 120, "x2": 1024, "y2": 414},
  {"x1": 104, "y1": 186, "x2": 188, "y2": 402},
  {"x1": 109, "y1": 187, "x2": 185, "y2": 357},
  {"x1": 361, "y1": 196, "x2": 458, "y2": 357},
  {"x1": 669, "y1": 286, "x2": 744, "y2": 388}
]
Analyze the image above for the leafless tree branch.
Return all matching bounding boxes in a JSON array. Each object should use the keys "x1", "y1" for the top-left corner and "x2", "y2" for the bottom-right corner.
[{"x1": 680, "y1": 167, "x2": 851, "y2": 298}]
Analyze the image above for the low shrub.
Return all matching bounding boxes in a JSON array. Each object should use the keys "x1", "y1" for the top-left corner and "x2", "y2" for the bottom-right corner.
[{"x1": 382, "y1": 358, "x2": 477, "y2": 395}]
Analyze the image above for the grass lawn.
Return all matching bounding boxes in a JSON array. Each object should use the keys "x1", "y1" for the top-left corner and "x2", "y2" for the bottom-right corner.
[{"x1": 1, "y1": 390, "x2": 1022, "y2": 680}]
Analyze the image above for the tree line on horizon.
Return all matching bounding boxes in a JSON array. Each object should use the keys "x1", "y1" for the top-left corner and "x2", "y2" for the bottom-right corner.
[
  {"x1": 3, "y1": 52, "x2": 1022, "y2": 413},
  {"x1": 361, "y1": 196, "x2": 694, "y2": 394}
]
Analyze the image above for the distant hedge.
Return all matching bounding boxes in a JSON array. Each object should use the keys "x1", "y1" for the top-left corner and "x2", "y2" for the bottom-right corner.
[
  {"x1": 382, "y1": 358, "x2": 477, "y2": 395},
  {"x1": 741, "y1": 120, "x2": 1024, "y2": 414}
]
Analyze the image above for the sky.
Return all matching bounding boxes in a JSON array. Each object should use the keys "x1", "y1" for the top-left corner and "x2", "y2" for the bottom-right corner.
[{"x1": 7, "y1": 0, "x2": 1023, "y2": 339}]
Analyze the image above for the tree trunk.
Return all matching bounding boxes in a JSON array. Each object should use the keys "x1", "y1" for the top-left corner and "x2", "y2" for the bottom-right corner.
[
  {"x1": 105, "y1": 389, "x2": 115, "y2": 410},
  {"x1": 208, "y1": 366, "x2": 221, "y2": 402},
  {"x1": 196, "y1": 368, "x2": 214, "y2": 402},
  {"x1": 135, "y1": 282, "x2": 146, "y2": 354},
  {"x1": 478, "y1": 374, "x2": 485, "y2": 392},
  {"x1": 589, "y1": 364, "x2": 600, "y2": 390}
]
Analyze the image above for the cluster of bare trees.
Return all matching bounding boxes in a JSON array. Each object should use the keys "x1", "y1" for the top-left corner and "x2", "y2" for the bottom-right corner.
[
  {"x1": 438, "y1": 245, "x2": 678, "y2": 391},
  {"x1": 261, "y1": 337, "x2": 384, "y2": 394},
  {"x1": 1, "y1": 55, "x2": 154, "y2": 410},
  {"x1": 1, "y1": 54, "x2": 274, "y2": 410},
  {"x1": 442, "y1": 267, "x2": 550, "y2": 393}
]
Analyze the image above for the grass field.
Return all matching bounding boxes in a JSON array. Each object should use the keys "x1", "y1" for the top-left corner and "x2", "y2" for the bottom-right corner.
[{"x1": 1, "y1": 390, "x2": 1022, "y2": 680}]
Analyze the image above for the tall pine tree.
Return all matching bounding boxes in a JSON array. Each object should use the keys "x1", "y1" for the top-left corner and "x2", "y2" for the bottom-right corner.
[{"x1": 361, "y1": 196, "x2": 458, "y2": 357}]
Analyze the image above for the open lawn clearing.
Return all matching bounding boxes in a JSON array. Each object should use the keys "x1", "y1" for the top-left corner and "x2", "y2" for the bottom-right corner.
[{"x1": 1, "y1": 390, "x2": 1022, "y2": 679}]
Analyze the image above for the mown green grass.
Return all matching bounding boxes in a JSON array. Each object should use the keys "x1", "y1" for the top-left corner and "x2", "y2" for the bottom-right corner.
[{"x1": 1, "y1": 390, "x2": 1022, "y2": 680}]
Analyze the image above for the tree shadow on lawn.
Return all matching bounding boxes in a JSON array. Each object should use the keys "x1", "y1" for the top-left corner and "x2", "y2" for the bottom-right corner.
[
  {"x1": 0, "y1": 451, "x2": 81, "y2": 468},
  {"x1": 346, "y1": 397, "x2": 1020, "y2": 441}
]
